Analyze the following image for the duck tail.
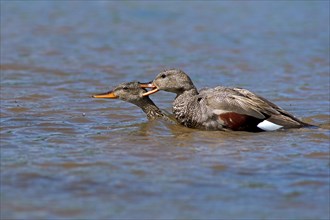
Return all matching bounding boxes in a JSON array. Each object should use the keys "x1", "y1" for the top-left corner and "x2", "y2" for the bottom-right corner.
[{"x1": 267, "y1": 113, "x2": 316, "y2": 129}]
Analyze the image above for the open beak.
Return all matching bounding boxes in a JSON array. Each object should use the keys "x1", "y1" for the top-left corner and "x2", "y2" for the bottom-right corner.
[
  {"x1": 138, "y1": 82, "x2": 159, "y2": 96},
  {"x1": 92, "y1": 91, "x2": 118, "y2": 99}
]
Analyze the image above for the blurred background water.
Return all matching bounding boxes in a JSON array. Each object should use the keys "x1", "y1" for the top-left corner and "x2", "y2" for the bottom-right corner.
[{"x1": 1, "y1": 1, "x2": 329, "y2": 219}]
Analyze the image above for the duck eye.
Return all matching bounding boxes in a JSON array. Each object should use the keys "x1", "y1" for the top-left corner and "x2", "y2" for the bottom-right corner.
[{"x1": 161, "y1": 74, "x2": 166, "y2": 78}]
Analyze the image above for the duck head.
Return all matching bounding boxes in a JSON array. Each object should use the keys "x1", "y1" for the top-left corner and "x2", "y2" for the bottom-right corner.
[
  {"x1": 142, "y1": 69, "x2": 196, "y2": 96},
  {"x1": 93, "y1": 81, "x2": 149, "y2": 104}
]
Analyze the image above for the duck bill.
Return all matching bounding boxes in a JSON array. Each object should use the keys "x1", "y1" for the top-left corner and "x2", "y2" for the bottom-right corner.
[
  {"x1": 92, "y1": 91, "x2": 118, "y2": 99},
  {"x1": 142, "y1": 88, "x2": 159, "y2": 96},
  {"x1": 138, "y1": 82, "x2": 159, "y2": 96},
  {"x1": 138, "y1": 82, "x2": 155, "y2": 89}
]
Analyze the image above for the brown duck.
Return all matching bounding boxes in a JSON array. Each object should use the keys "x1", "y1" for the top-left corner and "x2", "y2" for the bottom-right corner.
[
  {"x1": 141, "y1": 69, "x2": 312, "y2": 132},
  {"x1": 93, "y1": 81, "x2": 171, "y2": 121}
]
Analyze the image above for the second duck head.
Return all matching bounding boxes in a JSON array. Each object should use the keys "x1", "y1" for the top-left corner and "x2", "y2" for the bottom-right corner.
[{"x1": 143, "y1": 69, "x2": 197, "y2": 96}]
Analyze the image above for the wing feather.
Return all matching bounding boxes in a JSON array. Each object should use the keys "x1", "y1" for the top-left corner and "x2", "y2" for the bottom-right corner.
[{"x1": 201, "y1": 87, "x2": 280, "y2": 119}]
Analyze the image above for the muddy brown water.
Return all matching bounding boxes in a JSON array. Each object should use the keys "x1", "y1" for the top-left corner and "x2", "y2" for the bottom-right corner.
[{"x1": 1, "y1": 1, "x2": 329, "y2": 219}]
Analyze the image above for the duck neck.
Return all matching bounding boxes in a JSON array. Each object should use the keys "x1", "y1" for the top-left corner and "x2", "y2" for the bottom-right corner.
[
  {"x1": 133, "y1": 98, "x2": 165, "y2": 120},
  {"x1": 176, "y1": 87, "x2": 199, "y2": 99},
  {"x1": 173, "y1": 87, "x2": 199, "y2": 115}
]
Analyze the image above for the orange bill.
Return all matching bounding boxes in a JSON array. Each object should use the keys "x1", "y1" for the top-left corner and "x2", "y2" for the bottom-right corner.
[
  {"x1": 92, "y1": 91, "x2": 118, "y2": 99},
  {"x1": 138, "y1": 82, "x2": 159, "y2": 96},
  {"x1": 138, "y1": 82, "x2": 156, "y2": 89},
  {"x1": 142, "y1": 87, "x2": 159, "y2": 96}
]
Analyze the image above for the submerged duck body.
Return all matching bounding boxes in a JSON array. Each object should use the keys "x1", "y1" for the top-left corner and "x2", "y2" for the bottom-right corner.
[
  {"x1": 93, "y1": 81, "x2": 170, "y2": 121},
  {"x1": 142, "y1": 69, "x2": 311, "y2": 132}
]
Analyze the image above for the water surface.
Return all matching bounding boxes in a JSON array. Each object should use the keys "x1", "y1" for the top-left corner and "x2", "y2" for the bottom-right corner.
[{"x1": 1, "y1": 1, "x2": 329, "y2": 219}]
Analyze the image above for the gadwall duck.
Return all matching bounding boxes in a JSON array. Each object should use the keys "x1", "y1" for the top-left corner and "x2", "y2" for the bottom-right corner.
[
  {"x1": 142, "y1": 69, "x2": 312, "y2": 132},
  {"x1": 93, "y1": 81, "x2": 170, "y2": 121}
]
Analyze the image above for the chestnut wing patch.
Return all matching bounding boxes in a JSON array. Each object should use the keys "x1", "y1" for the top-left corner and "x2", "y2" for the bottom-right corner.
[{"x1": 219, "y1": 112, "x2": 264, "y2": 132}]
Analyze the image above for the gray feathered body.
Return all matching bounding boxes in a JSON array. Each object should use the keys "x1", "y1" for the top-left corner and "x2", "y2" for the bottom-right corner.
[
  {"x1": 172, "y1": 86, "x2": 310, "y2": 131},
  {"x1": 173, "y1": 89, "x2": 225, "y2": 130}
]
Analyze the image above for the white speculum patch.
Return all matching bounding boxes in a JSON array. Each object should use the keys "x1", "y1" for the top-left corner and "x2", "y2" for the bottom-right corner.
[{"x1": 257, "y1": 120, "x2": 283, "y2": 131}]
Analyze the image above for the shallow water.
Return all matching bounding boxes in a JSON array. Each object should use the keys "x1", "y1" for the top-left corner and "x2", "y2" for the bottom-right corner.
[{"x1": 1, "y1": 1, "x2": 329, "y2": 219}]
